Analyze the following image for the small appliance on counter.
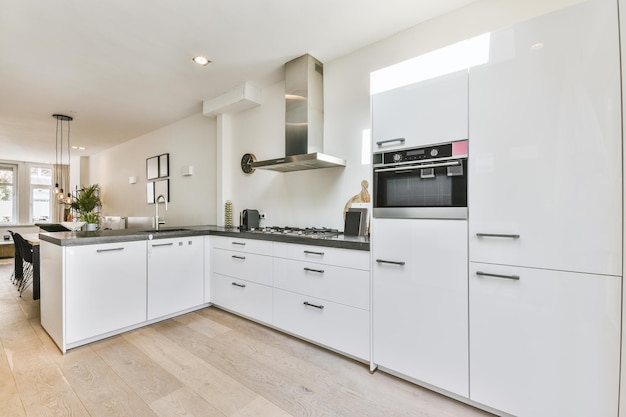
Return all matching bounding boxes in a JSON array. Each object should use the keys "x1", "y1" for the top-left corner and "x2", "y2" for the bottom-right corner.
[{"x1": 241, "y1": 209, "x2": 260, "y2": 231}]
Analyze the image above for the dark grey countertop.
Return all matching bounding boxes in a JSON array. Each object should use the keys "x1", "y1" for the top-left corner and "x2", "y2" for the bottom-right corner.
[{"x1": 38, "y1": 225, "x2": 370, "y2": 251}]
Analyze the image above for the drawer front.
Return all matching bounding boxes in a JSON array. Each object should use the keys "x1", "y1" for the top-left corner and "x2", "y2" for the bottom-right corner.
[
  {"x1": 211, "y1": 248, "x2": 273, "y2": 285},
  {"x1": 211, "y1": 273, "x2": 272, "y2": 324},
  {"x1": 274, "y1": 258, "x2": 369, "y2": 310},
  {"x1": 273, "y1": 288, "x2": 369, "y2": 360},
  {"x1": 211, "y1": 236, "x2": 273, "y2": 256},
  {"x1": 273, "y1": 242, "x2": 369, "y2": 270}
]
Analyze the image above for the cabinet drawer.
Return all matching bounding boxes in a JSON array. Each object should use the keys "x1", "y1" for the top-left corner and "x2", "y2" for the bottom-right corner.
[
  {"x1": 211, "y1": 236, "x2": 272, "y2": 256},
  {"x1": 273, "y1": 242, "x2": 369, "y2": 270},
  {"x1": 211, "y1": 273, "x2": 272, "y2": 324},
  {"x1": 211, "y1": 248, "x2": 273, "y2": 285},
  {"x1": 273, "y1": 288, "x2": 369, "y2": 360},
  {"x1": 273, "y1": 258, "x2": 369, "y2": 310}
]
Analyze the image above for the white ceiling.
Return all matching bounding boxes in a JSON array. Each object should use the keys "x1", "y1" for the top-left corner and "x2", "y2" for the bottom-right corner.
[{"x1": 0, "y1": 0, "x2": 475, "y2": 164}]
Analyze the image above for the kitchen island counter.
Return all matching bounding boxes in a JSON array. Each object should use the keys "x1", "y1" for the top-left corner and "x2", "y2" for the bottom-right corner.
[{"x1": 39, "y1": 225, "x2": 370, "y2": 251}]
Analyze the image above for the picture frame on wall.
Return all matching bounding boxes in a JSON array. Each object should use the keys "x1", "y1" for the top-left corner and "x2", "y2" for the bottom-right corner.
[
  {"x1": 154, "y1": 179, "x2": 169, "y2": 202},
  {"x1": 146, "y1": 156, "x2": 159, "y2": 180},
  {"x1": 146, "y1": 181, "x2": 155, "y2": 204},
  {"x1": 147, "y1": 179, "x2": 169, "y2": 204},
  {"x1": 158, "y1": 153, "x2": 169, "y2": 178}
]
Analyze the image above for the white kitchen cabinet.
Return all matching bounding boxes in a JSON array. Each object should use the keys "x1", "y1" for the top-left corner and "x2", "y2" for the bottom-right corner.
[
  {"x1": 469, "y1": 262, "x2": 620, "y2": 417},
  {"x1": 210, "y1": 236, "x2": 273, "y2": 324},
  {"x1": 204, "y1": 236, "x2": 211, "y2": 303},
  {"x1": 273, "y1": 258, "x2": 369, "y2": 310},
  {"x1": 65, "y1": 240, "x2": 147, "y2": 344},
  {"x1": 372, "y1": 218, "x2": 468, "y2": 397},
  {"x1": 372, "y1": 69, "x2": 468, "y2": 151},
  {"x1": 272, "y1": 243, "x2": 370, "y2": 360},
  {"x1": 211, "y1": 274, "x2": 273, "y2": 324},
  {"x1": 147, "y1": 236, "x2": 204, "y2": 320},
  {"x1": 468, "y1": 0, "x2": 621, "y2": 276},
  {"x1": 273, "y1": 288, "x2": 369, "y2": 360}
]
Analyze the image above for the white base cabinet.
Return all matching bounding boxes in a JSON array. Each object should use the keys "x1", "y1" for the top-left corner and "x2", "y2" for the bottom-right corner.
[
  {"x1": 65, "y1": 241, "x2": 147, "y2": 344},
  {"x1": 147, "y1": 236, "x2": 204, "y2": 320},
  {"x1": 210, "y1": 236, "x2": 274, "y2": 324},
  {"x1": 273, "y1": 242, "x2": 370, "y2": 360},
  {"x1": 372, "y1": 218, "x2": 468, "y2": 397},
  {"x1": 469, "y1": 262, "x2": 621, "y2": 417}
]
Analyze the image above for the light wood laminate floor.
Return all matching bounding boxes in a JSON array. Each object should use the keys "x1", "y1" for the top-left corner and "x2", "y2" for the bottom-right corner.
[{"x1": 0, "y1": 261, "x2": 493, "y2": 417}]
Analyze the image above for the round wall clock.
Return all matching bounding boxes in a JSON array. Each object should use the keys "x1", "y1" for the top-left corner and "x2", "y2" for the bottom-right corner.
[{"x1": 241, "y1": 153, "x2": 256, "y2": 174}]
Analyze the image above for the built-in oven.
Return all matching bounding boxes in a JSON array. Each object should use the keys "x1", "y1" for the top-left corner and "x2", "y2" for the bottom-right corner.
[{"x1": 373, "y1": 140, "x2": 468, "y2": 219}]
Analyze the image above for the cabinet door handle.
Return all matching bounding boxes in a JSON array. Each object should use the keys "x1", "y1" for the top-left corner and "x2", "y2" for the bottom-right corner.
[
  {"x1": 151, "y1": 243, "x2": 174, "y2": 247},
  {"x1": 231, "y1": 255, "x2": 246, "y2": 260},
  {"x1": 303, "y1": 301, "x2": 324, "y2": 310},
  {"x1": 232, "y1": 242, "x2": 246, "y2": 246},
  {"x1": 376, "y1": 137, "x2": 406, "y2": 146},
  {"x1": 96, "y1": 247, "x2": 124, "y2": 253},
  {"x1": 376, "y1": 259, "x2": 406, "y2": 266},
  {"x1": 476, "y1": 271, "x2": 520, "y2": 280},
  {"x1": 304, "y1": 250, "x2": 324, "y2": 256},
  {"x1": 476, "y1": 233, "x2": 520, "y2": 239},
  {"x1": 231, "y1": 282, "x2": 246, "y2": 288},
  {"x1": 303, "y1": 267, "x2": 324, "y2": 274}
]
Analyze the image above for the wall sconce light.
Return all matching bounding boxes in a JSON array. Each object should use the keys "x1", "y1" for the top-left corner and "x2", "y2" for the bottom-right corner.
[
  {"x1": 129, "y1": 176, "x2": 137, "y2": 184},
  {"x1": 181, "y1": 165, "x2": 194, "y2": 176}
]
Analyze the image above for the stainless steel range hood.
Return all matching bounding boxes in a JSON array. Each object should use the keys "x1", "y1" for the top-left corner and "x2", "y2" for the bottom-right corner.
[{"x1": 251, "y1": 54, "x2": 346, "y2": 172}]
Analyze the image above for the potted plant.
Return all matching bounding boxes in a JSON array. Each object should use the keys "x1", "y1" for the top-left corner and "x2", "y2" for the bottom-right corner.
[{"x1": 70, "y1": 184, "x2": 102, "y2": 231}]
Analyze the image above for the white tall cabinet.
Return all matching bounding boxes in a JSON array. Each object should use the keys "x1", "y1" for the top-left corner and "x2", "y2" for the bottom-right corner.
[
  {"x1": 468, "y1": 1, "x2": 622, "y2": 416},
  {"x1": 372, "y1": 219, "x2": 469, "y2": 397}
]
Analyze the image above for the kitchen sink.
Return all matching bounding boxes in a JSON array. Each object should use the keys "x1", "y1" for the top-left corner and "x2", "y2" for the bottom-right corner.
[{"x1": 140, "y1": 228, "x2": 192, "y2": 233}]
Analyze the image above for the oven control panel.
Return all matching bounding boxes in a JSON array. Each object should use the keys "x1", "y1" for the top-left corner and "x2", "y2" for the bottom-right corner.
[{"x1": 374, "y1": 143, "x2": 453, "y2": 165}]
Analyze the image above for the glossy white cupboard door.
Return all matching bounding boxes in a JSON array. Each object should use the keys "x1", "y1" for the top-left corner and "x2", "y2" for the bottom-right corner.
[
  {"x1": 372, "y1": 69, "x2": 468, "y2": 151},
  {"x1": 65, "y1": 241, "x2": 147, "y2": 343},
  {"x1": 372, "y1": 218, "x2": 468, "y2": 397},
  {"x1": 147, "y1": 237, "x2": 204, "y2": 320},
  {"x1": 468, "y1": 0, "x2": 621, "y2": 275},
  {"x1": 469, "y1": 262, "x2": 620, "y2": 417}
]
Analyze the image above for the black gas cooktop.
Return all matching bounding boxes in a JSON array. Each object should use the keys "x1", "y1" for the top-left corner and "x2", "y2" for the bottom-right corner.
[{"x1": 247, "y1": 226, "x2": 340, "y2": 239}]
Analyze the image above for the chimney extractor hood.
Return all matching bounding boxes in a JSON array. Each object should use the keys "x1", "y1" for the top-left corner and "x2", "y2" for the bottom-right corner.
[{"x1": 251, "y1": 54, "x2": 346, "y2": 172}]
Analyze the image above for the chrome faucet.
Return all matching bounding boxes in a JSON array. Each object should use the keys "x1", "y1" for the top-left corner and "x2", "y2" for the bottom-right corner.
[{"x1": 155, "y1": 194, "x2": 168, "y2": 231}]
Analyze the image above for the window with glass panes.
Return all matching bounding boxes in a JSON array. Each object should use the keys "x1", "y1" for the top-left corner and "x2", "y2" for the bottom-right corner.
[
  {"x1": 0, "y1": 165, "x2": 16, "y2": 224},
  {"x1": 30, "y1": 166, "x2": 52, "y2": 223}
]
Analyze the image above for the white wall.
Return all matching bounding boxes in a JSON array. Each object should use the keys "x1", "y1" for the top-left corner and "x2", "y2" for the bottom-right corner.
[{"x1": 89, "y1": 113, "x2": 217, "y2": 227}]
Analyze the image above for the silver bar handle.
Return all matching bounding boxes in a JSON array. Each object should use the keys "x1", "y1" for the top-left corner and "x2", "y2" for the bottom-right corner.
[
  {"x1": 152, "y1": 243, "x2": 174, "y2": 247},
  {"x1": 304, "y1": 250, "x2": 324, "y2": 256},
  {"x1": 231, "y1": 282, "x2": 246, "y2": 288},
  {"x1": 374, "y1": 160, "x2": 460, "y2": 173},
  {"x1": 303, "y1": 301, "x2": 324, "y2": 310},
  {"x1": 376, "y1": 259, "x2": 406, "y2": 266},
  {"x1": 232, "y1": 255, "x2": 246, "y2": 260},
  {"x1": 232, "y1": 242, "x2": 246, "y2": 246},
  {"x1": 96, "y1": 247, "x2": 124, "y2": 253},
  {"x1": 304, "y1": 267, "x2": 324, "y2": 274},
  {"x1": 476, "y1": 271, "x2": 520, "y2": 280},
  {"x1": 476, "y1": 233, "x2": 520, "y2": 239},
  {"x1": 376, "y1": 138, "x2": 406, "y2": 146}
]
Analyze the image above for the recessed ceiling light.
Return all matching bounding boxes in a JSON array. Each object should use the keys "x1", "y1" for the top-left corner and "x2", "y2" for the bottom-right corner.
[{"x1": 192, "y1": 56, "x2": 211, "y2": 66}]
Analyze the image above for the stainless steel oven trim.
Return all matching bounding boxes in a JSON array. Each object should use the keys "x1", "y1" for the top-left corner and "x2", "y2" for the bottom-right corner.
[
  {"x1": 373, "y1": 207, "x2": 468, "y2": 219},
  {"x1": 374, "y1": 160, "x2": 461, "y2": 173},
  {"x1": 372, "y1": 154, "x2": 465, "y2": 169}
]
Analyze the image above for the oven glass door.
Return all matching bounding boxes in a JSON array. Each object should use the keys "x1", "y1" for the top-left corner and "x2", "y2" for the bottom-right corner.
[{"x1": 373, "y1": 160, "x2": 467, "y2": 219}]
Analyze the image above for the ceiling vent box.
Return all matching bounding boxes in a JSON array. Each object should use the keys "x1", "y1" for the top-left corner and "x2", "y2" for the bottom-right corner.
[{"x1": 203, "y1": 82, "x2": 261, "y2": 117}]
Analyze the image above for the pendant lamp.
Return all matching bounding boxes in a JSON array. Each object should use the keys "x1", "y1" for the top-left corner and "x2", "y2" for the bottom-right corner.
[{"x1": 52, "y1": 114, "x2": 73, "y2": 204}]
